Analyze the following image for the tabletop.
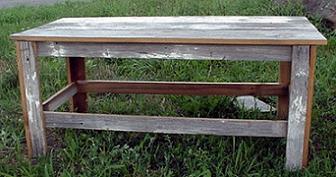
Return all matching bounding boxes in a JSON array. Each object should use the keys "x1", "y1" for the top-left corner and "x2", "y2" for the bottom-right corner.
[{"x1": 11, "y1": 16, "x2": 327, "y2": 45}]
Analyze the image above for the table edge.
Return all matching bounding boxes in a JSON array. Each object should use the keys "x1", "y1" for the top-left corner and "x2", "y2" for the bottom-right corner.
[{"x1": 10, "y1": 36, "x2": 328, "y2": 45}]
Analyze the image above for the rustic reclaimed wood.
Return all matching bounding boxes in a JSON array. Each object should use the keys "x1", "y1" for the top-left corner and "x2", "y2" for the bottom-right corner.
[
  {"x1": 37, "y1": 42, "x2": 292, "y2": 61},
  {"x1": 77, "y1": 80, "x2": 287, "y2": 96},
  {"x1": 12, "y1": 16, "x2": 327, "y2": 171},
  {"x1": 285, "y1": 46, "x2": 310, "y2": 170},
  {"x1": 302, "y1": 46, "x2": 317, "y2": 167},
  {"x1": 42, "y1": 83, "x2": 77, "y2": 111},
  {"x1": 277, "y1": 61, "x2": 291, "y2": 119},
  {"x1": 44, "y1": 111, "x2": 288, "y2": 137},
  {"x1": 11, "y1": 16, "x2": 326, "y2": 45},
  {"x1": 67, "y1": 57, "x2": 87, "y2": 112},
  {"x1": 16, "y1": 41, "x2": 47, "y2": 158}
]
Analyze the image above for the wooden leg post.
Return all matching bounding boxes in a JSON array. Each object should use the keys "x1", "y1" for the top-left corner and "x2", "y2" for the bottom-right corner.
[
  {"x1": 285, "y1": 46, "x2": 311, "y2": 170},
  {"x1": 16, "y1": 41, "x2": 47, "y2": 158},
  {"x1": 67, "y1": 57, "x2": 88, "y2": 112},
  {"x1": 302, "y1": 46, "x2": 317, "y2": 167},
  {"x1": 277, "y1": 61, "x2": 291, "y2": 119}
]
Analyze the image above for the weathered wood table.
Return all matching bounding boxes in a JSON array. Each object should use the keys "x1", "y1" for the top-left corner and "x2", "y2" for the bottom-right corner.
[{"x1": 11, "y1": 16, "x2": 326, "y2": 170}]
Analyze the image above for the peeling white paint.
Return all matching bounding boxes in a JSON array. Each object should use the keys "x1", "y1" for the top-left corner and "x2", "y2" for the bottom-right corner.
[
  {"x1": 102, "y1": 49, "x2": 111, "y2": 58},
  {"x1": 295, "y1": 69, "x2": 308, "y2": 77},
  {"x1": 141, "y1": 53, "x2": 167, "y2": 59},
  {"x1": 135, "y1": 52, "x2": 203, "y2": 60},
  {"x1": 26, "y1": 93, "x2": 34, "y2": 122},
  {"x1": 291, "y1": 96, "x2": 307, "y2": 124},
  {"x1": 49, "y1": 42, "x2": 57, "y2": 56},
  {"x1": 293, "y1": 96, "x2": 303, "y2": 109},
  {"x1": 58, "y1": 45, "x2": 66, "y2": 56},
  {"x1": 32, "y1": 72, "x2": 37, "y2": 81},
  {"x1": 25, "y1": 88, "x2": 36, "y2": 123},
  {"x1": 35, "y1": 101, "x2": 40, "y2": 108},
  {"x1": 49, "y1": 42, "x2": 66, "y2": 56},
  {"x1": 169, "y1": 52, "x2": 195, "y2": 59}
]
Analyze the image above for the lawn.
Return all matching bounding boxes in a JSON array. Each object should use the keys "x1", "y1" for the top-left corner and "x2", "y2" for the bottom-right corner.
[{"x1": 0, "y1": 0, "x2": 335, "y2": 176}]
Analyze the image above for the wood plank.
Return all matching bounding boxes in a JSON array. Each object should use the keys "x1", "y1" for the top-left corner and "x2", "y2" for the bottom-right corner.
[
  {"x1": 76, "y1": 80, "x2": 288, "y2": 96},
  {"x1": 37, "y1": 42, "x2": 292, "y2": 61},
  {"x1": 285, "y1": 46, "x2": 310, "y2": 170},
  {"x1": 67, "y1": 57, "x2": 87, "y2": 112},
  {"x1": 302, "y1": 46, "x2": 317, "y2": 167},
  {"x1": 277, "y1": 61, "x2": 291, "y2": 119},
  {"x1": 44, "y1": 111, "x2": 288, "y2": 137},
  {"x1": 42, "y1": 83, "x2": 78, "y2": 111},
  {"x1": 16, "y1": 41, "x2": 47, "y2": 158},
  {"x1": 11, "y1": 16, "x2": 327, "y2": 45}
]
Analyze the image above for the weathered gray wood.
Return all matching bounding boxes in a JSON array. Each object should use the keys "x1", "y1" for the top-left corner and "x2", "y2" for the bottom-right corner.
[
  {"x1": 42, "y1": 83, "x2": 78, "y2": 111},
  {"x1": 37, "y1": 42, "x2": 292, "y2": 61},
  {"x1": 16, "y1": 41, "x2": 47, "y2": 158},
  {"x1": 285, "y1": 46, "x2": 310, "y2": 170},
  {"x1": 44, "y1": 111, "x2": 288, "y2": 137},
  {"x1": 11, "y1": 16, "x2": 327, "y2": 45},
  {"x1": 76, "y1": 80, "x2": 288, "y2": 96}
]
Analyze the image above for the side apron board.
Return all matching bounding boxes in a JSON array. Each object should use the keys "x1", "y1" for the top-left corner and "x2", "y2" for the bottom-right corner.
[
  {"x1": 16, "y1": 41, "x2": 47, "y2": 158},
  {"x1": 37, "y1": 42, "x2": 292, "y2": 61},
  {"x1": 285, "y1": 45, "x2": 310, "y2": 170}
]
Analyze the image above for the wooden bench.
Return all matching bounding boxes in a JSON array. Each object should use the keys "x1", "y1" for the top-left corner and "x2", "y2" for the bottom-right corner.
[{"x1": 11, "y1": 16, "x2": 327, "y2": 170}]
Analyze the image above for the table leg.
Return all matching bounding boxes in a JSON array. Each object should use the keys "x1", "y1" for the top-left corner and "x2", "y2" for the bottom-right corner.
[
  {"x1": 16, "y1": 41, "x2": 47, "y2": 158},
  {"x1": 302, "y1": 46, "x2": 317, "y2": 167},
  {"x1": 66, "y1": 57, "x2": 88, "y2": 112},
  {"x1": 285, "y1": 45, "x2": 312, "y2": 170},
  {"x1": 277, "y1": 61, "x2": 291, "y2": 119}
]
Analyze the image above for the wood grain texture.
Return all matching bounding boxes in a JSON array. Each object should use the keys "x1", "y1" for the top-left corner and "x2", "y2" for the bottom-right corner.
[
  {"x1": 302, "y1": 46, "x2": 317, "y2": 167},
  {"x1": 44, "y1": 111, "x2": 288, "y2": 137},
  {"x1": 285, "y1": 46, "x2": 310, "y2": 170},
  {"x1": 37, "y1": 42, "x2": 292, "y2": 61},
  {"x1": 67, "y1": 57, "x2": 87, "y2": 112},
  {"x1": 277, "y1": 61, "x2": 291, "y2": 119},
  {"x1": 16, "y1": 41, "x2": 47, "y2": 158},
  {"x1": 11, "y1": 16, "x2": 327, "y2": 45},
  {"x1": 42, "y1": 83, "x2": 78, "y2": 111},
  {"x1": 76, "y1": 80, "x2": 288, "y2": 96}
]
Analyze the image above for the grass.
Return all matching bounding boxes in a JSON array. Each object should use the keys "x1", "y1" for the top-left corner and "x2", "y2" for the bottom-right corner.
[{"x1": 0, "y1": 0, "x2": 335, "y2": 176}]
